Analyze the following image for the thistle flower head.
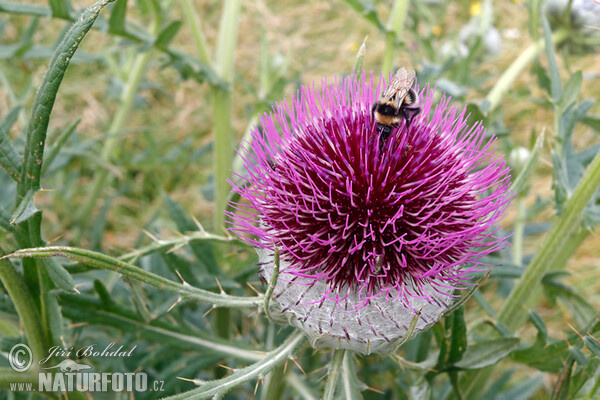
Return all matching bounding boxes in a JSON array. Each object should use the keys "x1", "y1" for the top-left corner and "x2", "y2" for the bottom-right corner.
[{"x1": 229, "y1": 72, "x2": 511, "y2": 354}]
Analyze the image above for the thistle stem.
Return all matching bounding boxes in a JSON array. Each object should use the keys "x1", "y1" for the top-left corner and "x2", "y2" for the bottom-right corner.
[
  {"x1": 77, "y1": 12, "x2": 159, "y2": 225},
  {"x1": 512, "y1": 196, "x2": 526, "y2": 265},
  {"x1": 0, "y1": 256, "x2": 46, "y2": 367},
  {"x1": 212, "y1": 0, "x2": 241, "y2": 233},
  {"x1": 179, "y1": 0, "x2": 211, "y2": 65},
  {"x1": 323, "y1": 350, "x2": 345, "y2": 400},
  {"x1": 486, "y1": 29, "x2": 568, "y2": 113},
  {"x1": 381, "y1": 0, "x2": 410, "y2": 73},
  {"x1": 461, "y1": 147, "x2": 600, "y2": 398},
  {"x1": 498, "y1": 150, "x2": 600, "y2": 331}
]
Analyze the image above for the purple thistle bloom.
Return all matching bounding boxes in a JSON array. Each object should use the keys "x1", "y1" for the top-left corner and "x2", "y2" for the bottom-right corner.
[{"x1": 228, "y1": 72, "x2": 511, "y2": 353}]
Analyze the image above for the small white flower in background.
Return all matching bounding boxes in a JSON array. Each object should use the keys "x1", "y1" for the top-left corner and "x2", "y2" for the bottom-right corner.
[{"x1": 510, "y1": 147, "x2": 532, "y2": 171}]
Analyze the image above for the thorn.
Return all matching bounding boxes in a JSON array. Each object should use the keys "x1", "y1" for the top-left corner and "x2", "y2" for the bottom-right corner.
[
  {"x1": 251, "y1": 350, "x2": 267, "y2": 354},
  {"x1": 589, "y1": 335, "x2": 600, "y2": 345},
  {"x1": 366, "y1": 386, "x2": 385, "y2": 394},
  {"x1": 142, "y1": 229, "x2": 160, "y2": 243},
  {"x1": 167, "y1": 297, "x2": 182, "y2": 312},
  {"x1": 48, "y1": 234, "x2": 63, "y2": 244},
  {"x1": 568, "y1": 323, "x2": 585, "y2": 339},
  {"x1": 215, "y1": 278, "x2": 224, "y2": 294},
  {"x1": 308, "y1": 364, "x2": 327, "y2": 376},
  {"x1": 202, "y1": 305, "x2": 216, "y2": 318},
  {"x1": 284, "y1": 359, "x2": 289, "y2": 374},
  {"x1": 254, "y1": 377, "x2": 261, "y2": 395},
  {"x1": 218, "y1": 363, "x2": 236, "y2": 371},
  {"x1": 68, "y1": 322, "x2": 88, "y2": 329},
  {"x1": 248, "y1": 309, "x2": 258, "y2": 318},
  {"x1": 252, "y1": 309, "x2": 261, "y2": 327},
  {"x1": 191, "y1": 215, "x2": 206, "y2": 233},
  {"x1": 175, "y1": 270, "x2": 185, "y2": 283},
  {"x1": 316, "y1": 371, "x2": 329, "y2": 382},
  {"x1": 290, "y1": 358, "x2": 305, "y2": 375},
  {"x1": 246, "y1": 282, "x2": 261, "y2": 296},
  {"x1": 60, "y1": 336, "x2": 67, "y2": 348},
  {"x1": 166, "y1": 243, "x2": 186, "y2": 254},
  {"x1": 73, "y1": 287, "x2": 81, "y2": 295},
  {"x1": 176, "y1": 376, "x2": 203, "y2": 385}
]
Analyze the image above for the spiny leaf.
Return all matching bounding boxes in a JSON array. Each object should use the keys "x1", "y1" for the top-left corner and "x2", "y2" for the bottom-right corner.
[
  {"x1": 454, "y1": 338, "x2": 520, "y2": 370},
  {"x1": 43, "y1": 257, "x2": 77, "y2": 293},
  {"x1": 155, "y1": 20, "x2": 182, "y2": 50},
  {"x1": 542, "y1": 16, "x2": 561, "y2": 103},
  {"x1": 10, "y1": 189, "x2": 38, "y2": 225},
  {"x1": 0, "y1": 106, "x2": 22, "y2": 181},
  {"x1": 49, "y1": 0, "x2": 73, "y2": 19},
  {"x1": 18, "y1": 0, "x2": 115, "y2": 200},
  {"x1": 108, "y1": 0, "x2": 127, "y2": 34},
  {"x1": 510, "y1": 131, "x2": 544, "y2": 196}
]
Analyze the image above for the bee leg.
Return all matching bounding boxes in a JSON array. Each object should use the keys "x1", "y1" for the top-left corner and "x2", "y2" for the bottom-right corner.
[
  {"x1": 378, "y1": 125, "x2": 392, "y2": 150},
  {"x1": 405, "y1": 106, "x2": 421, "y2": 131}
]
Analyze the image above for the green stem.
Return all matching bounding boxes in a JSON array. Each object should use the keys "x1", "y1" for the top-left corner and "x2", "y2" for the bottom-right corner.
[
  {"x1": 461, "y1": 149, "x2": 600, "y2": 399},
  {"x1": 179, "y1": 0, "x2": 211, "y2": 65},
  {"x1": 512, "y1": 196, "x2": 526, "y2": 265},
  {"x1": 0, "y1": 256, "x2": 46, "y2": 366},
  {"x1": 287, "y1": 372, "x2": 318, "y2": 400},
  {"x1": 486, "y1": 29, "x2": 568, "y2": 113},
  {"x1": 381, "y1": 0, "x2": 410, "y2": 73},
  {"x1": 77, "y1": 12, "x2": 159, "y2": 224},
  {"x1": 264, "y1": 248, "x2": 280, "y2": 321},
  {"x1": 0, "y1": 368, "x2": 38, "y2": 389},
  {"x1": 3, "y1": 246, "x2": 262, "y2": 308},
  {"x1": 497, "y1": 150, "x2": 600, "y2": 332},
  {"x1": 212, "y1": 0, "x2": 241, "y2": 233},
  {"x1": 323, "y1": 350, "x2": 345, "y2": 400},
  {"x1": 341, "y1": 351, "x2": 362, "y2": 400},
  {"x1": 163, "y1": 330, "x2": 306, "y2": 400}
]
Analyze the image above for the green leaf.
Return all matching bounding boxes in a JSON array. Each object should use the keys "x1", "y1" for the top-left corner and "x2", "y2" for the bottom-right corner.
[
  {"x1": 571, "y1": 360, "x2": 600, "y2": 399},
  {"x1": 108, "y1": 0, "x2": 127, "y2": 34},
  {"x1": 0, "y1": 106, "x2": 22, "y2": 181},
  {"x1": 584, "y1": 336, "x2": 600, "y2": 358},
  {"x1": 43, "y1": 257, "x2": 76, "y2": 293},
  {"x1": 3, "y1": 246, "x2": 261, "y2": 308},
  {"x1": 510, "y1": 131, "x2": 544, "y2": 196},
  {"x1": 448, "y1": 307, "x2": 467, "y2": 364},
  {"x1": 18, "y1": 0, "x2": 114, "y2": 198},
  {"x1": 354, "y1": 36, "x2": 367, "y2": 75},
  {"x1": 163, "y1": 195, "x2": 218, "y2": 274},
  {"x1": 42, "y1": 117, "x2": 80, "y2": 175},
  {"x1": 542, "y1": 17, "x2": 561, "y2": 103},
  {"x1": 454, "y1": 338, "x2": 520, "y2": 370},
  {"x1": 495, "y1": 375, "x2": 544, "y2": 400},
  {"x1": 543, "y1": 279, "x2": 597, "y2": 327},
  {"x1": 10, "y1": 189, "x2": 38, "y2": 225},
  {"x1": 93, "y1": 279, "x2": 116, "y2": 309},
  {"x1": 552, "y1": 357, "x2": 576, "y2": 400},
  {"x1": 0, "y1": 318, "x2": 20, "y2": 337},
  {"x1": 340, "y1": 0, "x2": 385, "y2": 32},
  {"x1": 155, "y1": 20, "x2": 182, "y2": 50},
  {"x1": 560, "y1": 71, "x2": 582, "y2": 111},
  {"x1": 530, "y1": 310, "x2": 548, "y2": 342},
  {"x1": 49, "y1": 0, "x2": 73, "y2": 19},
  {"x1": 0, "y1": 1, "x2": 51, "y2": 16}
]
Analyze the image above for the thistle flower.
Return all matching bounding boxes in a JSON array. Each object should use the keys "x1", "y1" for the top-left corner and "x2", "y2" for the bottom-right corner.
[{"x1": 229, "y1": 72, "x2": 511, "y2": 354}]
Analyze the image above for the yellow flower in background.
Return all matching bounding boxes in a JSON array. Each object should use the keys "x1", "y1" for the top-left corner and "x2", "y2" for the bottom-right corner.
[{"x1": 470, "y1": 1, "x2": 482, "y2": 15}]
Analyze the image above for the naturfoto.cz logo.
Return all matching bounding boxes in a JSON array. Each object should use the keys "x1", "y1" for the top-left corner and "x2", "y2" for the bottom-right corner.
[{"x1": 8, "y1": 343, "x2": 165, "y2": 394}]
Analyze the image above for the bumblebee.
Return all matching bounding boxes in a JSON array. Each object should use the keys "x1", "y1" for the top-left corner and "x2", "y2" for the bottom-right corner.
[{"x1": 372, "y1": 68, "x2": 421, "y2": 147}]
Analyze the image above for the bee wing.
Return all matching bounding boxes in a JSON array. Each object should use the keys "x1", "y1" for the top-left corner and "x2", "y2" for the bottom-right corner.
[{"x1": 381, "y1": 68, "x2": 416, "y2": 107}]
